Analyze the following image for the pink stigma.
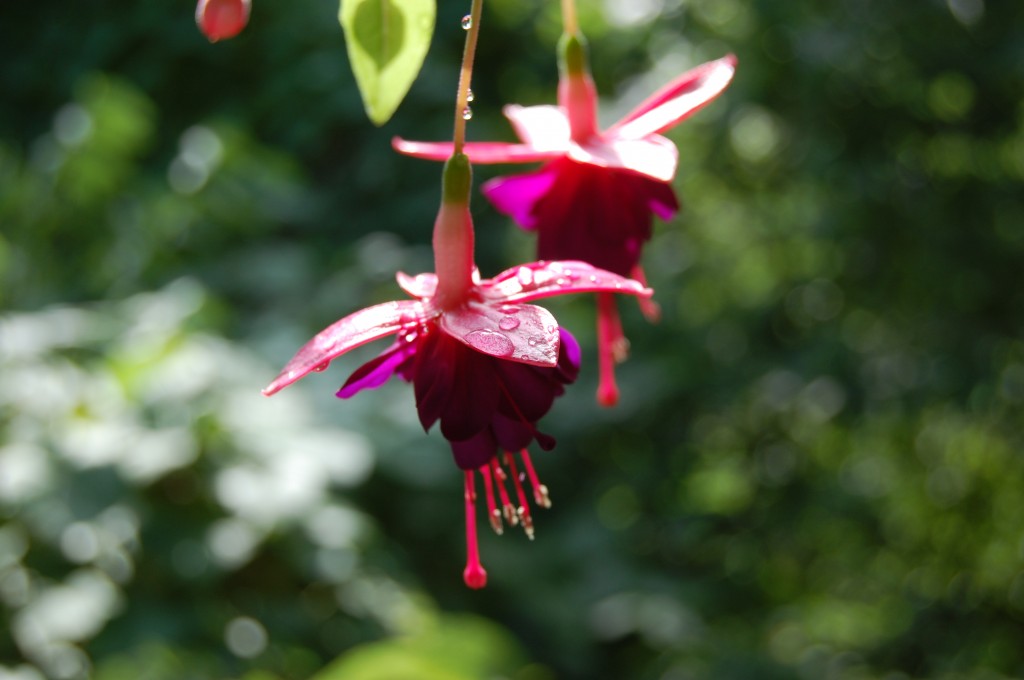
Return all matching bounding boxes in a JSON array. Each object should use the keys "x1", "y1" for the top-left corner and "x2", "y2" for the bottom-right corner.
[{"x1": 463, "y1": 471, "x2": 488, "y2": 589}]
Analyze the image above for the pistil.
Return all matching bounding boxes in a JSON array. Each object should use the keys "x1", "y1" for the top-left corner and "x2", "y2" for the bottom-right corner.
[{"x1": 463, "y1": 471, "x2": 488, "y2": 589}]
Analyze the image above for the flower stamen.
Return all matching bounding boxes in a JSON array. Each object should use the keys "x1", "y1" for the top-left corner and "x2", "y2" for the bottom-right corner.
[
  {"x1": 463, "y1": 471, "x2": 487, "y2": 589},
  {"x1": 479, "y1": 461, "x2": 503, "y2": 535},
  {"x1": 597, "y1": 292, "x2": 625, "y2": 407},
  {"x1": 490, "y1": 458, "x2": 519, "y2": 526},
  {"x1": 630, "y1": 264, "x2": 661, "y2": 323},
  {"x1": 503, "y1": 451, "x2": 534, "y2": 540},
  {"x1": 518, "y1": 448, "x2": 552, "y2": 508}
]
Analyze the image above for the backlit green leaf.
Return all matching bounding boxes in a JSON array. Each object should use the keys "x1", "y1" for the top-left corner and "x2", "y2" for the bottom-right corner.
[{"x1": 339, "y1": 0, "x2": 436, "y2": 126}]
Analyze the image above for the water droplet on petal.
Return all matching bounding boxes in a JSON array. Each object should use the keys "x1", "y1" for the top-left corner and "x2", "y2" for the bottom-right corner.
[
  {"x1": 500, "y1": 304, "x2": 521, "y2": 314},
  {"x1": 527, "y1": 337, "x2": 542, "y2": 347},
  {"x1": 466, "y1": 88, "x2": 475, "y2": 103},
  {"x1": 589, "y1": 275, "x2": 598, "y2": 283},
  {"x1": 517, "y1": 267, "x2": 534, "y2": 288},
  {"x1": 555, "y1": 277, "x2": 568, "y2": 287},
  {"x1": 499, "y1": 316, "x2": 520, "y2": 331},
  {"x1": 313, "y1": 361, "x2": 330, "y2": 372},
  {"x1": 465, "y1": 329, "x2": 515, "y2": 357},
  {"x1": 546, "y1": 325, "x2": 556, "y2": 335},
  {"x1": 461, "y1": 14, "x2": 472, "y2": 29},
  {"x1": 462, "y1": 107, "x2": 473, "y2": 120}
]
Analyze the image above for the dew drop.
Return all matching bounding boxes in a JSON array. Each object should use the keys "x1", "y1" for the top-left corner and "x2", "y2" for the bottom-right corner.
[
  {"x1": 461, "y1": 14, "x2": 472, "y2": 29},
  {"x1": 517, "y1": 267, "x2": 534, "y2": 287},
  {"x1": 546, "y1": 325, "x2": 556, "y2": 335},
  {"x1": 527, "y1": 337, "x2": 541, "y2": 347},
  {"x1": 500, "y1": 304, "x2": 521, "y2": 314},
  {"x1": 466, "y1": 88, "x2": 475, "y2": 103},
  {"x1": 499, "y1": 316, "x2": 520, "y2": 331},
  {"x1": 555, "y1": 277, "x2": 568, "y2": 286},
  {"x1": 313, "y1": 361, "x2": 330, "y2": 372},
  {"x1": 465, "y1": 329, "x2": 515, "y2": 357},
  {"x1": 589, "y1": 275, "x2": 598, "y2": 283},
  {"x1": 462, "y1": 107, "x2": 473, "y2": 120}
]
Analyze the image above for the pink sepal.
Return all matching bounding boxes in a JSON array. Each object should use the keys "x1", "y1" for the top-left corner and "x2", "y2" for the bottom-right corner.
[
  {"x1": 610, "y1": 55, "x2": 738, "y2": 140},
  {"x1": 440, "y1": 300, "x2": 560, "y2": 367},
  {"x1": 503, "y1": 105, "x2": 571, "y2": 151},
  {"x1": 262, "y1": 300, "x2": 428, "y2": 395},
  {"x1": 483, "y1": 260, "x2": 652, "y2": 304},
  {"x1": 392, "y1": 137, "x2": 558, "y2": 165},
  {"x1": 572, "y1": 135, "x2": 679, "y2": 182},
  {"x1": 396, "y1": 271, "x2": 438, "y2": 299}
]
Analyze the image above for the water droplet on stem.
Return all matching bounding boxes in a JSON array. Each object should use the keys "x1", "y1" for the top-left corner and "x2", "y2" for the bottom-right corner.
[{"x1": 461, "y1": 15, "x2": 472, "y2": 29}]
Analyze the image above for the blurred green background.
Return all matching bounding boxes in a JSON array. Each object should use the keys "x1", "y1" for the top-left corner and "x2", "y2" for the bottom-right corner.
[{"x1": 2, "y1": 0, "x2": 1024, "y2": 678}]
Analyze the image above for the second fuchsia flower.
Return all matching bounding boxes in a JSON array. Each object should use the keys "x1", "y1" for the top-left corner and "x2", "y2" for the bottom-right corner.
[
  {"x1": 395, "y1": 36, "x2": 736, "y2": 406},
  {"x1": 264, "y1": 154, "x2": 652, "y2": 588},
  {"x1": 196, "y1": 0, "x2": 251, "y2": 42}
]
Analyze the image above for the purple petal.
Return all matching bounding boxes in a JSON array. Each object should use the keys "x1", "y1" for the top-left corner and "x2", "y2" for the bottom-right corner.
[
  {"x1": 610, "y1": 55, "x2": 737, "y2": 140},
  {"x1": 439, "y1": 300, "x2": 561, "y2": 367},
  {"x1": 336, "y1": 335, "x2": 419, "y2": 399},
  {"x1": 481, "y1": 165, "x2": 560, "y2": 230},
  {"x1": 263, "y1": 300, "x2": 427, "y2": 396},
  {"x1": 449, "y1": 430, "x2": 498, "y2": 471}
]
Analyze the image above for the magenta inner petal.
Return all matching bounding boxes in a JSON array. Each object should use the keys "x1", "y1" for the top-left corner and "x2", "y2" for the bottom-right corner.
[
  {"x1": 336, "y1": 336, "x2": 418, "y2": 399},
  {"x1": 482, "y1": 165, "x2": 560, "y2": 230}
]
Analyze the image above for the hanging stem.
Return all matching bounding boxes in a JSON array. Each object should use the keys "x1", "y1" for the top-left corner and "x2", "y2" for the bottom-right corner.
[
  {"x1": 560, "y1": 0, "x2": 578, "y2": 35},
  {"x1": 453, "y1": 0, "x2": 484, "y2": 155}
]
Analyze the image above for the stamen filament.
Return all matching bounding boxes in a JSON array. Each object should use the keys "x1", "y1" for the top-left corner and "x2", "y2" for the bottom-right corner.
[
  {"x1": 490, "y1": 458, "x2": 518, "y2": 526},
  {"x1": 518, "y1": 449, "x2": 552, "y2": 508},
  {"x1": 630, "y1": 264, "x2": 661, "y2": 323},
  {"x1": 479, "y1": 461, "x2": 503, "y2": 534},
  {"x1": 597, "y1": 292, "x2": 624, "y2": 407},
  {"x1": 463, "y1": 471, "x2": 487, "y2": 589},
  {"x1": 503, "y1": 451, "x2": 534, "y2": 539}
]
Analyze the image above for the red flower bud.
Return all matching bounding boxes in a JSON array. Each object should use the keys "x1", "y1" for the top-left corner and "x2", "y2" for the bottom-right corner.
[{"x1": 196, "y1": 0, "x2": 251, "y2": 43}]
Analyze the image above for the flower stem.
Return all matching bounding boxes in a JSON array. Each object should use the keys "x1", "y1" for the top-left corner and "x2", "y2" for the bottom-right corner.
[
  {"x1": 560, "y1": 0, "x2": 578, "y2": 35},
  {"x1": 453, "y1": 0, "x2": 484, "y2": 155}
]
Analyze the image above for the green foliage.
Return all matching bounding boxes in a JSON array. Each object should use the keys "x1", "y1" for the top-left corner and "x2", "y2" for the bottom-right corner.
[{"x1": 340, "y1": 0, "x2": 437, "y2": 126}]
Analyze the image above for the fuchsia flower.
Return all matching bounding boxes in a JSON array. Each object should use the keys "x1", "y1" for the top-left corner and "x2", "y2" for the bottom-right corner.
[
  {"x1": 196, "y1": 0, "x2": 251, "y2": 42},
  {"x1": 395, "y1": 38, "x2": 736, "y2": 406},
  {"x1": 264, "y1": 155, "x2": 652, "y2": 588}
]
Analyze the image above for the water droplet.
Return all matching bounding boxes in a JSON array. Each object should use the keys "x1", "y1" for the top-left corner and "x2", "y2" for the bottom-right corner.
[
  {"x1": 527, "y1": 337, "x2": 541, "y2": 347},
  {"x1": 546, "y1": 325, "x2": 556, "y2": 335},
  {"x1": 465, "y1": 329, "x2": 514, "y2": 357},
  {"x1": 555, "y1": 277, "x2": 568, "y2": 286},
  {"x1": 499, "y1": 316, "x2": 520, "y2": 331},
  {"x1": 461, "y1": 14, "x2": 472, "y2": 29},
  {"x1": 589, "y1": 275, "x2": 598, "y2": 283},
  {"x1": 466, "y1": 88, "x2": 474, "y2": 103},
  {"x1": 313, "y1": 361, "x2": 330, "y2": 372},
  {"x1": 517, "y1": 267, "x2": 534, "y2": 287},
  {"x1": 499, "y1": 304, "x2": 521, "y2": 314},
  {"x1": 462, "y1": 107, "x2": 473, "y2": 120}
]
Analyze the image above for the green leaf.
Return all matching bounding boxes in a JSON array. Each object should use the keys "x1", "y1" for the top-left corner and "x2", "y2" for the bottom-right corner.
[{"x1": 339, "y1": 0, "x2": 436, "y2": 126}]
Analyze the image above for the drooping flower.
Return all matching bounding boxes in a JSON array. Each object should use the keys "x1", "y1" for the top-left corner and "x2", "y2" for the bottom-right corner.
[
  {"x1": 264, "y1": 154, "x2": 652, "y2": 588},
  {"x1": 394, "y1": 37, "x2": 736, "y2": 406},
  {"x1": 196, "y1": 0, "x2": 251, "y2": 43}
]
